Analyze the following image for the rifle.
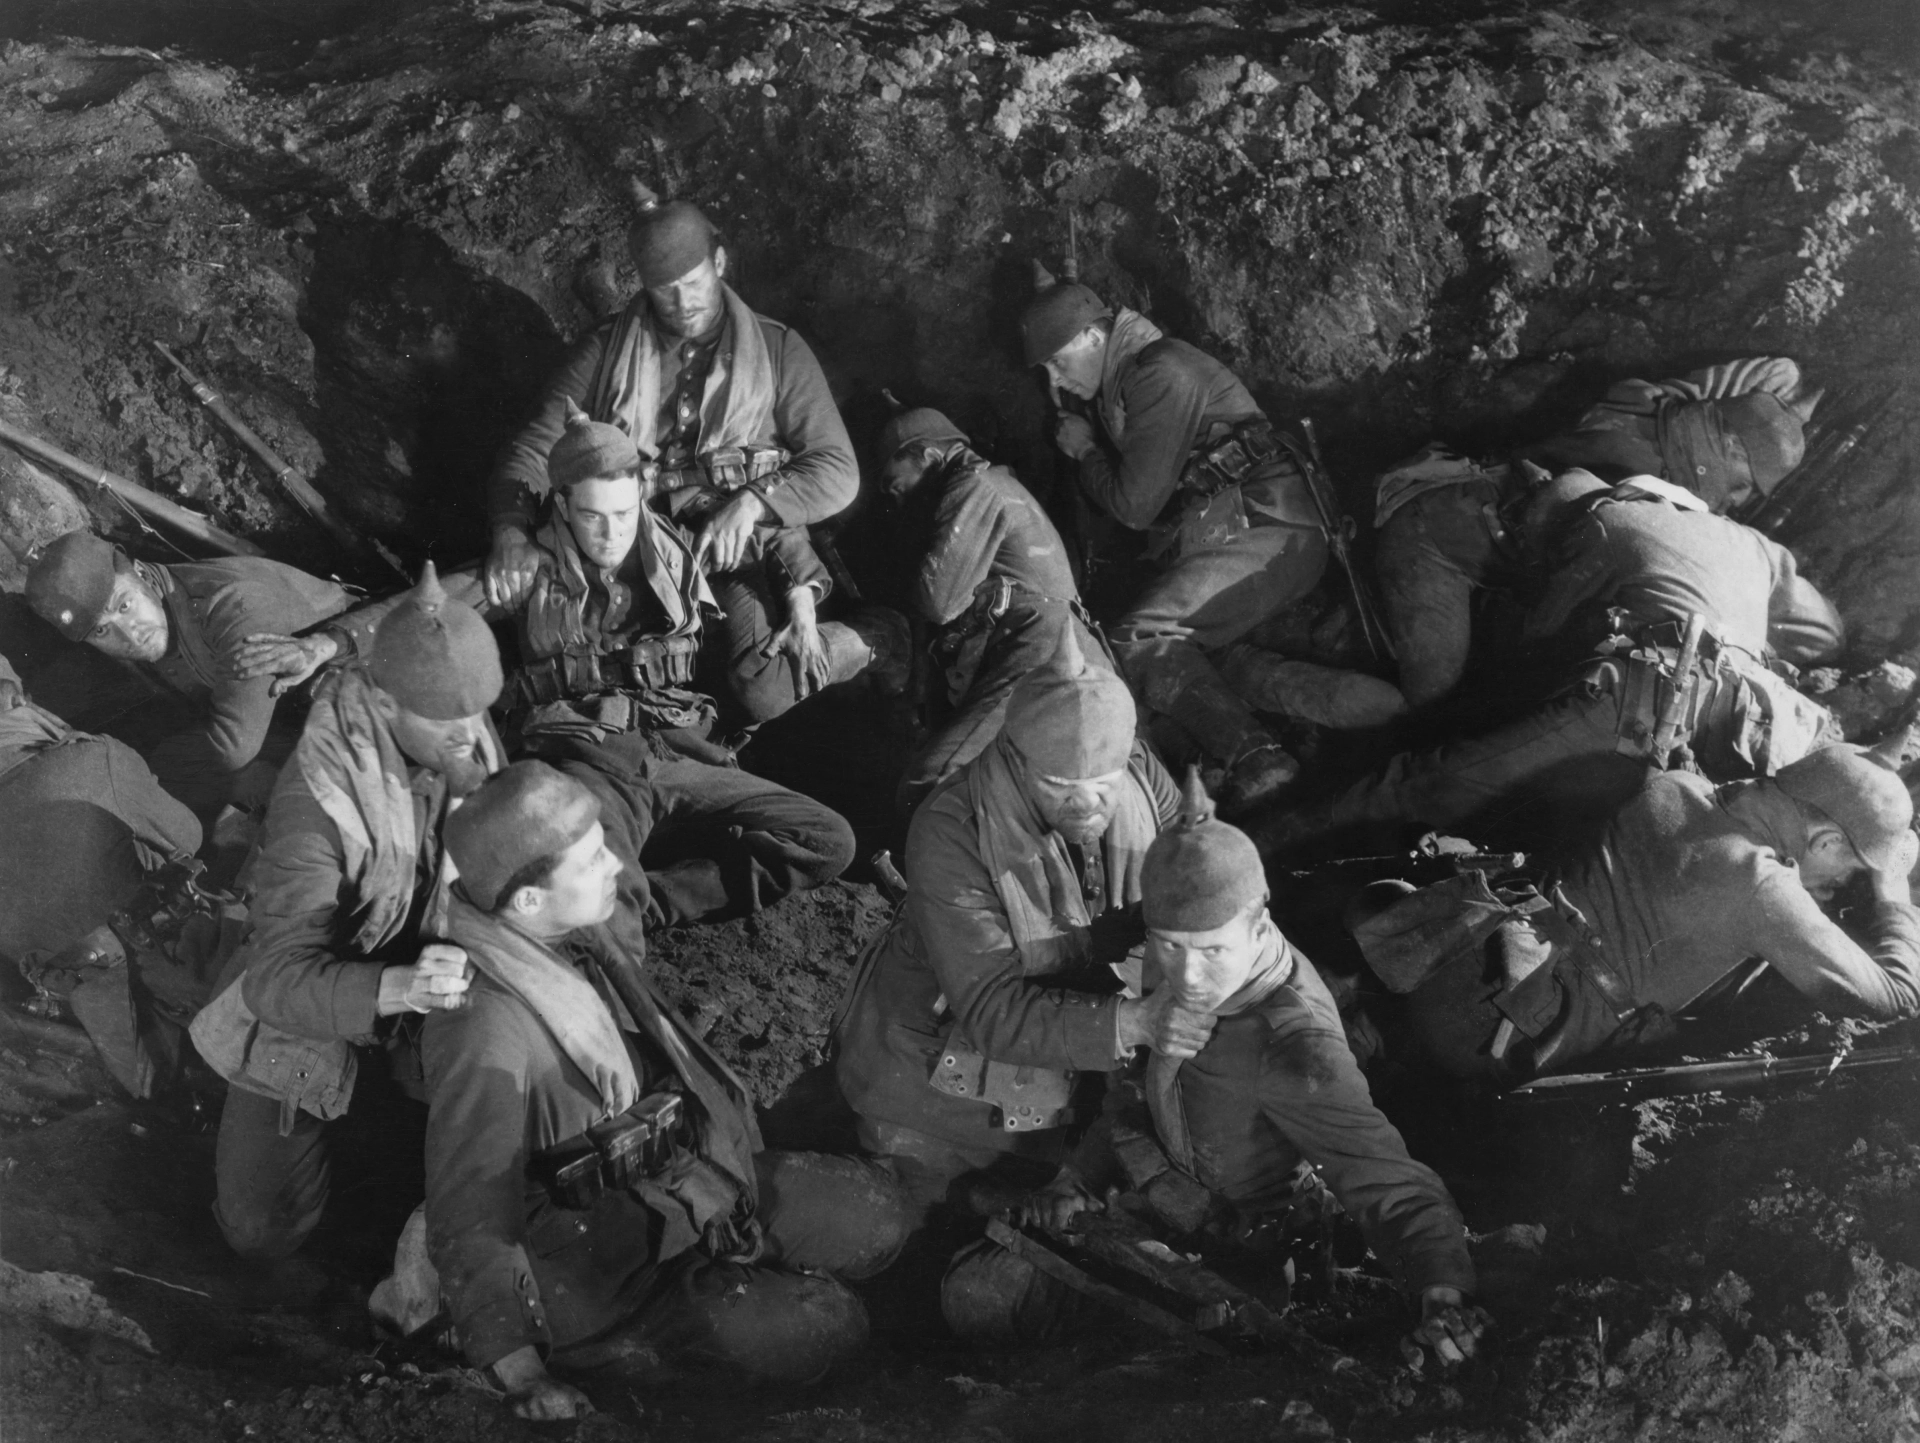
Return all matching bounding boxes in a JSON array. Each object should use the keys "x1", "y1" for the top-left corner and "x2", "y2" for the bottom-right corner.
[
  {"x1": 151, "y1": 341, "x2": 407, "y2": 583},
  {"x1": 1294, "y1": 418, "x2": 1395, "y2": 664},
  {"x1": 1740, "y1": 384, "x2": 1899, "y2": 537},
  {"x1": 1503, "y1": 1041, "x2": 1920, "y2": 1105},
  {"x1": 0, "y1": 418, "x2": 264, "y2": 559}
]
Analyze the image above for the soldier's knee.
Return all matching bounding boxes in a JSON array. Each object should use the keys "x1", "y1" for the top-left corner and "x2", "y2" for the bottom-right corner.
[
  {"x1": 800, "y1": 805, "x2": 856, "y2": 882},
  {"x1": 727, "y1": 655, "x2": 798, "y2": 725},
  {"x1": 683, "y1": 1266, "x2": 870, "y2": 1382},
  {"x1": 213, "y1": 1194, "x2": 318, "y2": 1260}
]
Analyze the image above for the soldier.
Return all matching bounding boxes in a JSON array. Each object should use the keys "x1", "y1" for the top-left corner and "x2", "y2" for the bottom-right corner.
[
  {"x1": 247, "y1": 407, "x2": 858, "y2": 930},
  {"x1": 191, "y1": 566, "x2": 502, "y2": 1260},
  {"x1": 484, "y1": 195, "x2": 904, "y2": 729},
  {"x1": 407, "y1": 761, "x2": 909, "y2": 1419},
  {"x1": 834, "y1": 631, "x2": 1186, "y2": 1218},
  {"x1": 1372, "y1": 356, "x2": 1816, "y2": 714},
  {"x1": 25, "y1": 529, "x2": 351, "y2": 814},
  {"x1": 877, "y1": 405, "x2": 1107, "y2": 812},
  {"x1": 1254, "y1": 472, "x2": 1846, "y2": 859},
  {"x1": 1346, "y1": 743, "x2": 1920, "y2": 1080},
  {"x1": 996, "y1": 770, "x2": 1490, "y2": 1369},
  {"x1": 1021, "y1": 267, "x2": 1327, "y2": 811}
]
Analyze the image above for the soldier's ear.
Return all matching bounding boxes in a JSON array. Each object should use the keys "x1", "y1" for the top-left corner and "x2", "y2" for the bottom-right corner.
[
  {"x1": 711, "y1": 244, "x2": 729, "y2": 279},
  {"x1": 506, "y1": 884, "x2": 546, "y2": 919}
]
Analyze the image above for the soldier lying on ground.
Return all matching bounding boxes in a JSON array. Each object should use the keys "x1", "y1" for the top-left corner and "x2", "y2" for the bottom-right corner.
[
  {"x1": 1021, "y1": 265, "x2": 1327, "y2": 812},
  {"x1": 876, "y1": 404, "x2": 1107, "y2": 813},
  {"x1": 190, "y1": 567, "x2": 502, "y2": 1261},
  {"x1": 1252, "y1": 470, "x2": 1845, "y2": 859},
  {"x1": 1344, "y1": 742, "x2": 1920, "y2": 1080},
  {"x1": 485, "y1": 194, "x2": 905, "y2": 731},
  {"x1": 393, "y1": 761, "x2": 910, "y2": 1420},
  {"x1": 1, "y1": 650, "x2": 215, "y2": 1096},
  {"x1": 25, "y1": 529, "x2": 352, "y2": 816},
  {"x1": 953, "y1": 769, "x2": 1489, "y2": 1368},
  {"x1": 835, "y1": 629, "x2": 1185, "y2": 1220},
  {"x1": 245, "y1": 406, "x2": 861, "y2": 930},
  {"x1": 1370, "y1": 356, "x2": 1817, "y2": 715}
]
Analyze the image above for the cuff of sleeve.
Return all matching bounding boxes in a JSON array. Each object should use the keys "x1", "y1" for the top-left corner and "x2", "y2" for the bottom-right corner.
[
  {"x1": 1064, "y1": 996, "x2": 1126, "y2": 1072},
  {"x1": 460, "y1": 1298, "x2": 550, "y2": 1372},
  {"x1": 1407, "y1": 1253, "x2": 1479, "y2": 1299}
]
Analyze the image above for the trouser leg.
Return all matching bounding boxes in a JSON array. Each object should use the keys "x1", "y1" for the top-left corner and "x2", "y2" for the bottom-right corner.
[
  {"x1": 1108, "y1": 522, "x2": 1327, "y2": 764},
  {"x1": 642, "y1": 757, "x2": 856, "y2": 924},
  {"x1": 853, "y1": 1116, "x2": 1062, "y2": 1228},
  {"x1": 704, "y1": 563, "x2": 790, "y2": 727},
  {"x1": 1255, "y1": 675, "x2": 1641, "y2": 857},
  {"x1": 608, "y1": 1253, "x2": 871, "y2": 1382},
  {"x1": 753, "y1": 1150, "x2": 914, "y2": 1280},
  {"x1": 213, "y1": 1086, "x2": 331, "y2": 1260}
]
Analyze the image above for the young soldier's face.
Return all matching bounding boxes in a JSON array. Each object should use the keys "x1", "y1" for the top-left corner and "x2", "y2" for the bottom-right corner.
[
  {"x1": 1042, "y1": 326, "x2": 1107, "y2": 401},
  {"x1": 557, "y1": 475, "x2": 646, "y2": 571},
  {"x1": 1029, "y1": 768, "x2": 1128, "y2": 846},
  {"x1": 88, "y1": 570, "x2": 169, "y2": 662},
  {"x1": 1148, "y1": 905, "x2": 1272, "y2": 1014},
  {"x1": 645, "y1": 248, "x2": 728, "y2": 340},
  {"x1": 519, "y1": 821, "x2": 623, "y2": 934},
  {"x1": 881, "y1": 445, "x2": 938, "y2": 503}
]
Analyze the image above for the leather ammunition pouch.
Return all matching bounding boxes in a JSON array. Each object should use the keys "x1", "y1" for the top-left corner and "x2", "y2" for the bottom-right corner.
[
  {"x1": 506, "y1": 634, "x2": 701, "y2": 710},
  {"x1": 533, "y1": 1092, "x2": 687, "y2": 1210},
  {"x1": 655, "y1": 446, "x2": 790, "y2": 521},
  {"x1": 1179, "y1": 420, "x2": 1282, "y2": 499},
  {"x1": 928, "y1": 1033, "x2": 1075, "y2": 1132}
]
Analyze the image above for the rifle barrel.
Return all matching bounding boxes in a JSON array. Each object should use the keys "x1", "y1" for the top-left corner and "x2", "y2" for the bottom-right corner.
[
  {"x1": 1505, "y1": 1045, "x2": 1919, "y2": 1104},
  {"x1": 0, "y1": 418, "x2": 264, "y2": 558}
]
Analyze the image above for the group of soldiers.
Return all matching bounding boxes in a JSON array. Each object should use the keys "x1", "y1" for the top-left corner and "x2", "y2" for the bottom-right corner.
[{"x1": 3, "y1": 192, "x2": 1917, "y2": 1418}]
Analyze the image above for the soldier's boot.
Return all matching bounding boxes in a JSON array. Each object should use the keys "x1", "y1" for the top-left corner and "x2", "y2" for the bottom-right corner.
[
  {"x1": 819, "y1": 606, "x2": 913, "y2": 696},
  {"x1": 1116, "y1": 638, "x2": 1300, "y2": 815},
  {"x1": 1218, "y1": 644, "x2": 1408, "y2": 730}
]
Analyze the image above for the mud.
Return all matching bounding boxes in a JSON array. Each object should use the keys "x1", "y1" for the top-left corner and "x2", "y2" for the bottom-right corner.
[{"x1": 2, "y1": 0, "x2": 1919, "y2": 1440}]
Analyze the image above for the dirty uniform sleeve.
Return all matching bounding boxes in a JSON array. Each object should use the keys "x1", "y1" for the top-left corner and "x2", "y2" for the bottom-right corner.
[
  {"x1": 102, "y1": 735, "x2": 203, "y2": 860},
  {"x1": 915, "y1": 469, "x2": 1006, "y2": 624},
  {"x1": 759, "y1": 327, "x2": 858, "y2": 529},
  {"x1": 239, "y1": 785, "x2": 386, "y2": 1042},
  {"x1": 761, "y1": 525, "x2": 832, "y2": 601},
  {"x1": 1522, "y1": 515, "x2": 1616, "y2": 645},
  {"x1": 905, "y1": 803, "x2": 1124, "y2": 1072},
  {"x1": 324, "y1": 566, "x2": 499, "y2": 664},
  {"x1": 1760, "y1": 536, "x2": 1844, "y2": 665},
  {"x1": 1077, "y1": 349, "x2": 1211, "y2": 531},
  {"x1": 487, "y1": 326, "x2": 615, "y2": 533},
  {"x1": 148, "y1": 568, "x2": 347, "y2": 785},
  {"x1": 423, "y1": 1003, "x2": 548, "y2": 1369},
  {"x1": 1258, "y1": 1024, "x2": 1476, "y2": 1296},
  {"x1": 1741, "y1": 860, "x2": 1920, "y2": 1019},
  {"x1": 1136, "y1": 743, "x2": 1180, "y2": 827}
]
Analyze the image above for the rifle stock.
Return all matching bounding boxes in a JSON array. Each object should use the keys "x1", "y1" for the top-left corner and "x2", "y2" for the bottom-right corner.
[
  {"x1": 1295, "y1": 418, "x2": 1396, "y2": 663},
  {"x1": 1504, "y1": 1042, "x2": 1919, "y2": 1104}
]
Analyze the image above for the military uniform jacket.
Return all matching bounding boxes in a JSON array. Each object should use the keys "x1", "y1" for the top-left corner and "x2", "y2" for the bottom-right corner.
[
  {"x1": 914, "y1": 456, "x2": 1080, "y2": 626},
  {"x1": 835, "y1": 743, "x2": 1179, "y2": 1152},
  {"x1": 1543, "y1": 771, "x2": 1920, "y2": 1065},
  {"x1": 142, "y1": 558, "x2": 351, "y2": 794},
  {"x1": 1153, "y1": 940, "x2": 1477, "y2": 1297}
]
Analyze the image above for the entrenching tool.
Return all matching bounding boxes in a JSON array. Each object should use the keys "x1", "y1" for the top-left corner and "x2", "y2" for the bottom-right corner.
[
  {"x1": 1649, "y1": 611, "x2": 1706, "y2": 770},
  {"x1": 0, "y1": 418, "x2": 263, "y2": 559},
  {"x1": 150, "y1": 340, "x2": 407, "y2": 582}
]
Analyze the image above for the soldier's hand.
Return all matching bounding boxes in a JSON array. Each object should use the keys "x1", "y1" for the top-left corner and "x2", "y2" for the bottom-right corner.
[
  {"x1": 234, "y1": 632, "x2": 341, "y2": 697},
  {"x1": 377, "y1": 943, "x2": 474, "y2": 1016},
  {"x1": 491, "y1": 1345, "x2": 595, "y2": 1421},
  {"x1": 1401, "y1": 1286, "x2": 1491, "y2": 1371},
  {"x1": 694, "y1": 490, "x2": 768, "y2": 575},
  {"x1": 762, "y1": 585, "x2": 831, "y2": 698},
  {"x1": 1053, "y1": 413, "x2": 1097, "y2": 461},
  {"x1": 485, "y1": 524, "x2": 542, "y2": 610},
  {"x1": 1155, "y1": 1001, "x2": 1218, "y2": 1060},
  {"x1": 1020, "y1": 1169, "x2": 1100, "y2": 1233}
]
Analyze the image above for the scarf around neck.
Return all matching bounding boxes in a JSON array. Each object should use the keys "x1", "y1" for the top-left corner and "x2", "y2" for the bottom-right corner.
[
  {"x1": 446, "y1": 895, "x2": 643, "y2": 1120},
  {"x1": 963, "y1": 732, "x2": 1160, "y2": 976},
  {"x1": 587, "y1": 283, "x2": 777, "y2": 464},
  {"x1": 525, "y1": 497, "x2": 711, "y2": 654},
  {"x1": 294, "y1": 667, "x2": 499, "y2": 954}
]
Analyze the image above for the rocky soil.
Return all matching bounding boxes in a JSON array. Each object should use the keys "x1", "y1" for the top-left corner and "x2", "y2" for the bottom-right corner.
[{"x1": 0, "y1": 0, "x2": 1918, "y2": 1440}]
